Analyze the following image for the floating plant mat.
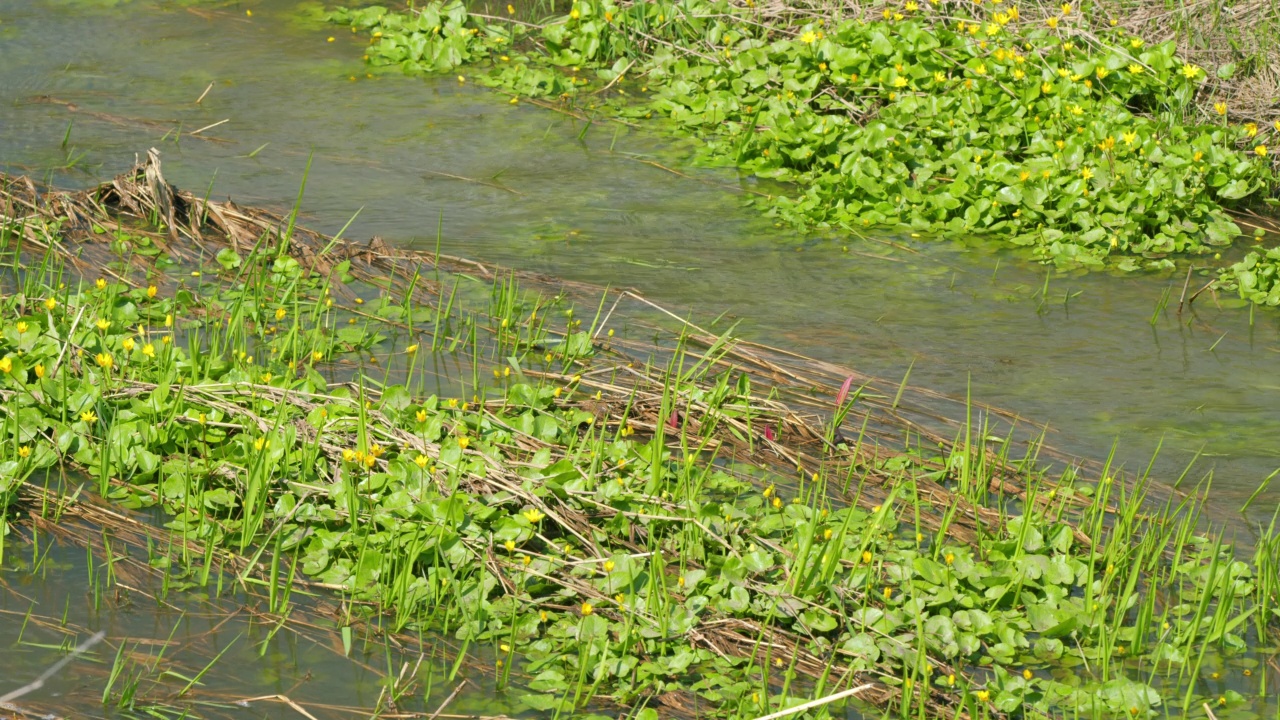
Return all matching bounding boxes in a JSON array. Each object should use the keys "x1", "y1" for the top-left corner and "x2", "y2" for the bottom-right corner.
[{"x1": 0, "y1": 152, "x2": 1278, "y2": 720}]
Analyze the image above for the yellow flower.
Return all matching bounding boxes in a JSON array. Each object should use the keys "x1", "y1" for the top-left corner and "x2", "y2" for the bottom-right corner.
[
  {"x1": 17, "y1": 446, "x2": 31, "y2": 459},
  {"x1": 976, "y1": 690, "x2": 990, "y2": 701},
  {"x1": 95, "y1": 353, "x2": 114, "y2": 370},
  {"x1": 1122, "y1": 131, "x2": 1137, "y2": 145},
  {"x1": 1194, "y1": 151, "x2": 1204, "y2": 162},
  {"x1": 95, "y1": 278, "x2": 107, "y2": 290},
  {"x1": 141, "y1": 343, "x2": 155, "y2": 358},
  {"x1": 342, "y1": 449, "x2": 356, "y2": 462},
  {"x1": 15, "y1": 321, "x2": 28, "y2": 334},
  {"x1": 1081, "y1": 167, "x2": 1094, "y2": 180},
  {"x1": 892, "y1": 76, "x2": 908, "y2": 88},
  {"x1": 1046, "y1": 16, "x2": 1058, "y2": 28},
  {"x1": 905, "y1": 0, "x2": 918, "y2": 10},
  {"x1": 254, "y1": 437, "x2": 268, "y2": 451},
  {"x1": 457, "y1": 436, "x2": 470, "y2": 449},
  {"x1": 1214, "y1": 102, "x2": 1227, "y2": 116},
  {"x1": 1041, "y1": 82, "x2": 1053, "y2": 94},
  {"x1": 164, "y1": 313, "x2": 173, "y2": 327},
  {"x1": 273, "y1": 307, "x2": 286, "y2": 321},
  {"x1": 405, "y1": 344, "x2": 418, "y2": 354},
  {"x1": 522, "y1": 508, "x2": 545, "y2": 523},
  {"x1": 974, "y1": 63, "x2": 987, "y2": 76},
  {"x1": 1181, "y1": 63, "x2": 1199, "y2": 79},
  {"x1": 1019, "y1": 170, "x2": 1031, "y2": 181},
  {"x1": 945, "y1": 551, "x2": 956, "y2": 564},
  {"x1": 504, "y1": 540, "x2": 516, "y2": 551},
  {"x1": 1257, "y1": 145, "x2": 1269, "y2": 157},
  {"x1": 80, "y1": 410, "x2": 97, "y2": 423},
  {"x1": 883, "y1": 586, "x2": 892, "y2": 599},
  {"x1": 1274, "y1": 120, "x2": 1280, "y2": 132},
  {"x1": 34, "y1": 363, "x2": 45, "y2": 379},
  {"x1": 604, "y1": 560, "x2": 615, "y2": 572},
  {"x1": 414, "y1": 454, "x2": 430, "y2": 468},
  {"x1": 569, "y1": 7, "x2": 579, "y2": 19},
  {"x1": 799, "y1": 30, "x2": 817, "y2": 44},
  {"x1": 1042, "y1": 169, "x2": 1051, "y2": 179},
  {"x1": 1245, "y1": 122, "x2": 1259, "y2": 137},
  {"x1": 861, "y1": 550, "x2": 873, "y2": 563},
  {"x1": 44, "y1": 297, "x2": 57, "y2": 311},
  {"x1": 580, "y1": 602, "x2": 594, "y2": 616},
  {"x1": 1060, "y1": 2, "x2": 1071, "y2": 13},
  {"x1": 415, "y1": 409, "x2": 429, "y2": 423},
  {"x1": 507, "y1": 3, "x2": 514, "y2": 12},
  {"x1": 1128, "y1": 64, "x2": 1143, "y2": 74},
  {"x1": 1095, "y1": 66, "x2": 1109, "y2": 80},
  {"x1": 95, "y1": 318, "x2": 110, "y2": 332},
  {"x1": 934, "y1": 71, "x2": 946, "y2": 83},
  {"x1": 1023, "y1": 668, "x2": 1034, "y2": 680},
  {"x1": 146, "y1": 285, "x2": 158, "y2": 299}
]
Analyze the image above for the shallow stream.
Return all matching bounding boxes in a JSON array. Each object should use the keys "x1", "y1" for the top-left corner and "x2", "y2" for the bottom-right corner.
[{"x1": 2, "y1": 0, "x2": 1279, "y2": 715}]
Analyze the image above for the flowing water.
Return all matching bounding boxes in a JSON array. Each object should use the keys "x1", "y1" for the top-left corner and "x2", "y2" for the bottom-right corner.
[
  {"x1": 1, "y1": 0, "x2": 1279, "y2": 714},
  {"x1": 0, "y1": 512, "x2": 516, "y2": 719}
]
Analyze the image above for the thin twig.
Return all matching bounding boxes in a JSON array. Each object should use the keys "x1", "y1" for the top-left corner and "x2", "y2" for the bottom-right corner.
[{"x1": 0, "y1": 630, "x2": 107, "y2": 702}]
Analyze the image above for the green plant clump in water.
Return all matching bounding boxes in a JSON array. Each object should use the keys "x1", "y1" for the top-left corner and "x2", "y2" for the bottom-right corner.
[
  {"x1": 2, "y1": 205, "x2": 1280, "y2": 719},
  {"x1": 1217, "y1": 231, "x2": 1280, "y2": 305},
  {"x1": 325, "y1": 1, "x2": 1277, "y2": 271}
]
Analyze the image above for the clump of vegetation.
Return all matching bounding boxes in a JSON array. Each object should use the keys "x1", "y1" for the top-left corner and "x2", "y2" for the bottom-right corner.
[
  {"x1": 1217, "y1": 242, "x2": 1280, "y2": 305},
  {"x1": 324, "y1": 0, "x2": 1277, "y2": 272},
  {"x1": 2, "y1": 157, "x2": 1280, "y2": 719}
]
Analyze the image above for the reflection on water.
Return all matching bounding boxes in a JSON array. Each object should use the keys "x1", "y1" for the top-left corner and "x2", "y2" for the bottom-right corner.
[
  {"x1": 1, "y1": 0, "x2": 1278, "y2": 525},
  {"x1": 0, "y1": 519, "x2": 517, "y2": 720}
]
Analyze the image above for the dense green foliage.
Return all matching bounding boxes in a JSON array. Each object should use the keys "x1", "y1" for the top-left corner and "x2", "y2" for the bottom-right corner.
[
  {"x1": 3, "y1": 208, "x2": 1280, "y2": 718},
  {"x1": 326, "y1": 0, "x2": 1276, "y2": 271},
  {"x1": 1219, "y1": 244, "x2": 1280, "y2": 305}
]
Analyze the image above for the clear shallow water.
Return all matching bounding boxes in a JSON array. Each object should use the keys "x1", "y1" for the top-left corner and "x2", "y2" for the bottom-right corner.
[
  {"x1": 0, "y1": 521, "x2": 517, "y2": 720},
  {"x1": 2, "y1": 3, "x2": 1278, "y2": 517}
]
